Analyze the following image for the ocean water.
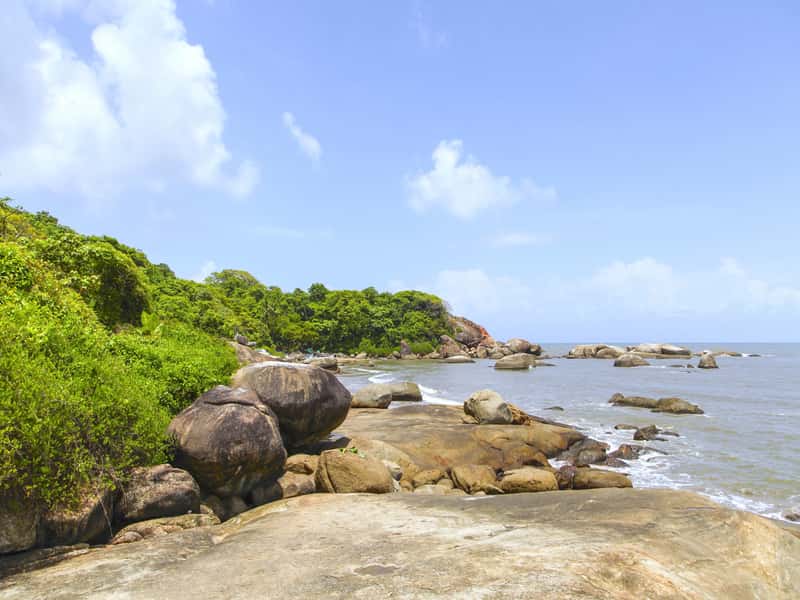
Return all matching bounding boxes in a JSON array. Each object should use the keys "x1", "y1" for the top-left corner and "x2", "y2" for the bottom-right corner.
[{"x1": 341, "y1": 343, "x2": 800, "y2": 521}]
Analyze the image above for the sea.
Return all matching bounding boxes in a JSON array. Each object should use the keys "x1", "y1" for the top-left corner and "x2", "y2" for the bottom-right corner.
[{"x1": 339, "y1": 343, "x2": 800, "y2": 522}]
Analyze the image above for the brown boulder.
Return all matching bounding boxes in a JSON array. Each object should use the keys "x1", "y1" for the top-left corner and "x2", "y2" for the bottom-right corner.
[
  {"x1": 284, "y1": 454, "x2": 319, "y2": 475},
  {"x1": 450, "y1": 465, "x2": 501, "y2": 494},
  {"x1": 111, "y1": 514, "x2": 218, "y2": 545},
  {"x1": 0, "y1": 493, "x2": 39, "y2": 554},
  {"x1": 573, "y1": 468, "x2": 633, "y2": 489},
  {"x1": 653, "y1": 397, "x2": 704, "y2": 414},
  {"x1": 167, "y1": 386, "x2": 287, "y2": 497},
  {"x1": 314, "y1": 450, "x2": 394, "y2": 494},
  {"x1": 614, "y1": 353, "x2": 650, "y2": 367},
  {"x1": 698, "y1": 353, "x2": 719, "y2": 369},
  {"x1": 232, "y1": 362, "x2": 351, "y2": 448},
  {"x1": 37, "y1": 487, "x2": 115, "y2": 547},
  {"x1": 498, "y1": 467, "x2": 558, "y2": 493},
  {"x1": 494, "y1": 353, "x2": 535, "y2": 370}
]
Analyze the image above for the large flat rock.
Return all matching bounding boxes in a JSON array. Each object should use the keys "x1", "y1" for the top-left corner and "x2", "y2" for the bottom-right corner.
[
  {"x1": 2, "y1": 489, "x2": 798, "y2": 599},
  {"x1": 333, "y1": 404, "x2": 583, "y2": 469}
]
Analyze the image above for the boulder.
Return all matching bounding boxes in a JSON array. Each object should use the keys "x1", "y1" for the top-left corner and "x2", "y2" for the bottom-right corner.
[
  {"x1": 494, "y1": 353, "x2": 535, "y2": 370},
  {"x1": 595, "y1": 346, "x2": 626, "y2": 359},
  {"x1": 284, "y1": 454, "x2": 319, "y2": 475},
  {"x1": 608, "y1": 444, "x2": 645, "y2": 460},
  {"x1": 633, "y1": 425, "x2": 661, "y2": 441},
  {"x1": 249, "y1": 472, "x2": 316, "y2": 506},
  {"x1": 37, "y1": 487, "x2": 115, "y2": 547},
  {"x1": 449, "y1": 315, "x2": 494, "y2": 348},
  {"x1": 399, "y1": 340, "x2": 413, "y2": 358},
  {"x1": 450, "y1": 464, "x2": 501, "y2": 494},
  {"x1": 384, "y1": 382, "x2": 422, "y2": 402},
  {"x1": 411, "y1": 469, "x2": 447, "y2": 488},
  {"x1": 228, "y1": 342, "x2": 277, "y2": 365},
  {"x1": 698, "y1": 353, "x2": 719, "y2": 369},
  {"x1": 444, "y1": 355, "x2": 474, "y2": 364},
  {"x1": 567, "y1": 344, "x2": 625, "y2": 359},
  {"x1": 561, "y1": 439, "x2": 609, "y2": 467},
  {"x1": 506, "y1": 338, "x2": 531, "y2": 354},
  {"x1": 115, "y1": 466, "x2": 200, "y2": 527},
  {"x1": 232, "y1": 362, "x2": 351, "y2": 448},
  {"x1": 167, "y1": 386, "x2": 287, "y2": 497},
  {"x1": 653, "y1": 397, "x2": 704, "y2": 415},
  {"x1": 498, "y1": 467, "x2": 558, "y2": 493},
  {"x1": 351, "y1": 386, "x2": 392, "y2": 409},
  {"x1": 614, "y1": 353, "x2": 650, "y2": 367},
  {"x1": 573, "y1": 469, "x2": 633, "y2": 489},
  {"x1": 0, "y1": 494, "x2": 39, "y2": 554},
  {"x1": 609, "y1": 393, "x2": 659, "y2": 409},
  {"x1": 110, "y1": 514, "x2": 218, "y2": 545},
  {"x1": 660, "y1": 344, "x2": 692, "y2": 356},
  {"x1": 315, "y1": 450, "x2": 394, "y2": 494},
  {"x1": 413, "y1": 484, "x2": 448, "y2": 496},
  {"x1": 463, "y1": 389, "x2": 513, "y2": 425},
  {"x1": 438, "y1": 335, "x2": 466, "y2": 358}
]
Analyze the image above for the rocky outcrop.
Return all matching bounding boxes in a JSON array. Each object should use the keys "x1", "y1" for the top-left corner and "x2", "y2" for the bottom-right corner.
[
  {"x1": 609, "y1": 393, "x2": 704, "y2": 414},
  {"x1": 249, "y1": 472, "x2": 316, "y2": 506},
  {"x1": 463, "y1": 389, "x2": 512, "y2": 424},
  {"x1": 399, "y1": 340, "x2": 413, "y2": 358},
  {"x1": 228, "y1": 342, "x2": 277, "y2": 365},
  {"x1": 698, "y1": 353, "x2": 719, "y2": 369},
  {"x1": 438, "y1": 335, "x2": 466, "y2": 358},
  {"x1": 505, "y1": 338, "x2": 542, "y2": 355},
  {"x1": 7, "y1": 490, "x2": 799, "y2": 598},
  {"x1": 167, "y1": 386, "x2": 287, "y2": 498},
  {"x1": 231, "y1": 362, "x2": 351, "y2": 448},
  {"x1": 115, "y1": 465, "x2": 200, "y2": 526},
  {"x1": 567, "y1": 344, "x2": 626, "y2": 359},
  {"x1": 304, "y1": 356, "x2": 339, "y2": 371},
  {"x1": 494, "y1": 353, "x2": 535, "y2": 370},
  {"x1": 573, "y1": 468, "x2": 633, "y2": 489},
  {"x1": 444, "y1": 355, "x2": 474, "y2": 363},
  {"x1": 630, "y1": 343, "x2": 691, "y2": 357},
  {"x1": 448, "y1": 315, "x2": 494, "y2": 348},
  {"x1": 314, "y1": 450, "x2": 394, "y2": 494},
  {"x1": 339, "y1": 405, "x2": 583, "y2": 470},
  {"x1": 614, "y1": 353, "x2": 650, "y2": 367}
]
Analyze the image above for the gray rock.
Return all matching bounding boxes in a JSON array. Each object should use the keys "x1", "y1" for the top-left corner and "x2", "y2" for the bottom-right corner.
[
  {"x1": 115, "y1": 465, "x2": 200, "y2": 526},
  {"x1": 0, "y1": 494, "x2": 39, "y2": 554},
  {"x1": 37, "y1": 488, "x2": 115, "y2": 547},
  {"x1": 494, "y1": 353, "x2": 535, "y2": 370},
  {"x1": 614, "y1": 353, "x2": 650, "y2": 367},
  {"x1": 463, "y1": 389, "x2": 513, "y2": 425},
  {"x1": 444, "y1": 355, "x2": 475, "y2": 364},
  {"x1": 698, "y1": 353, "x2": 719, "y2": 369}
]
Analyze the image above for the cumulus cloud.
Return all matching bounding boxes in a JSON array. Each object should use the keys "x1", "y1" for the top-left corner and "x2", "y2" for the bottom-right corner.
[
  {"x1": 282, "y1": 112, "x2": 322, "y2": 162},
  {"x1": 417, "y1": 268, "x2": 534, "y2": 316},
  {"x1": 407, "y1": 140, "x2": 556, "y2": 219},
  {"x1": 0, "y1": 0, "x2": 258, "y2": 200}
]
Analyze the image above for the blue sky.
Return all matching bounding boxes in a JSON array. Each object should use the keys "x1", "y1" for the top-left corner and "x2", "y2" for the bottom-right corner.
[{"x1": 2, "y1": 1, "x2": 799, "y2": 341}]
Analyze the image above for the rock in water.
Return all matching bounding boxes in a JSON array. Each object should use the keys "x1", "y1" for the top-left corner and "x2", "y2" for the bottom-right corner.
[
  {"x1": 652, "y1": 397, "x2": 704, "y2": 414},
  {"x1": 115, "y1": 465, "x2": 201, "y2": 526},
  {"x1": 494, "y1": 353, "x2": 535, "y2": 370},
  {"x1": 314, "y1": 450, "x2": 394, "y2": 494},
  {"x1": 633, "y1": 425, "x2": 661, "y2": 441},
  {"x1": 698, "y1": 353, "x2": 719, "y2": 369},
  {"x1": 444, "y1": 355, "x2": 474, "y2": 363},
  {"x1": 614, "y1": 353, "x2": 650, "y2": 367},
  {"x1": 463, "y1": 389, "x2": 513, "y2": 424},
  {"x1": 167, "y1": 386, "x2": 287, "y2": 498},
  {"x1": 232, "y1": 362, "x2": 351, "y2": 448},
  {"x1": 506, "y1": 338, "x2": 532, "y2": 354},
  {"x1": 351, "y1": 387, "x2": 392, "y2": 409}
]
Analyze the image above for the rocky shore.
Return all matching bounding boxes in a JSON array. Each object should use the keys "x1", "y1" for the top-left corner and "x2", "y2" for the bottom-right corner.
[{"x1": 2, "y1": 339, "x2": 796, "y2": 597}]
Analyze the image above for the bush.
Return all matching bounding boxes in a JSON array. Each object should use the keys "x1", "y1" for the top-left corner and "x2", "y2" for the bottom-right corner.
[{"x1": 0, "y1": 244, "x2": 169, "y2": 508}]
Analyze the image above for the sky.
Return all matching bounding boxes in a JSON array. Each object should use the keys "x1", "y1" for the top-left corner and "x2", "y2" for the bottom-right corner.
[{"x1": 2, "y1": 0, "x2": 799, "y2": 342}]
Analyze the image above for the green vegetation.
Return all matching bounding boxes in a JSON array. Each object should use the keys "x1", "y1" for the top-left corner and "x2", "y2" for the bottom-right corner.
[{"x1": 0, "y1": 198, "x2": 454, "y2": 509}]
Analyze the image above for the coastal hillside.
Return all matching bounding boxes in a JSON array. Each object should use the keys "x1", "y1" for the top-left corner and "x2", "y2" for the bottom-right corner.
[{"x1": 0, "y1": 198, "x2": 456, "y2": 510}]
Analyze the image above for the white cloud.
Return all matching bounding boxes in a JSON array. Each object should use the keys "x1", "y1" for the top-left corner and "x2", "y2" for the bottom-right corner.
[
  {"x1": 490, "y1": 232, "x2": 551, "y2": 247},
  {"x1": 191, "y1": 259, "x2": 217, "y2": 283},
  {"x1": 0, "y1": 0, "x2": 258, "y2": 200},
  {"x1": 420, "y1": 268, "x2": 533, "y2": 316},
  {"x1": 282, "y1": 112, "x2": 322, "y2": 162},
  {"x1": 407, "y1": 139, "x2": 556, "y2": 219}
]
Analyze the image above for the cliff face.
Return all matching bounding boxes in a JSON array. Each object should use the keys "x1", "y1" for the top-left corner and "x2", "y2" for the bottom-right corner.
[
  {"x1": 448, "y1": 315, "x2": 495, "y2": 348},
  {"x1": 3, "y1": 489, "x2": 798, "y2": 599}
]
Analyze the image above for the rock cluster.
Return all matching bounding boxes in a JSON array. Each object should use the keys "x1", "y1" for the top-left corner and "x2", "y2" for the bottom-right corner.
[{"x1": 609, "y1": 393, "x2": 704, "y2": 414}]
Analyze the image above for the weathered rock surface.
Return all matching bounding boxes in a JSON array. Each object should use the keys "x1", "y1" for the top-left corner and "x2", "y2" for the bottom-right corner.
[
  {"x1": 573, "y1": 468, "x2": 633, "y2": 489},
  {"x1": 115, "y1": 465, "x2": 200, "y2": 526},
  {"x1": 228, "y1": 342, "x2": 277, "y2": 365},
  {"x1": 463, "y1": 389, "x2": 513, "y2": 424},
  {"x1": 449, "y1": 315, "x2": 494, "y2": 348},
  {"x1": 110, "y1": 514, "x2": 219, "y2": 545},
  {"x1": 380, "y1": 381, "x2": 422, "y2": 402},
  {"x1": 315, "y1": 450, "x2": 394, "y2": 494},
  {"x1": 232, "y1": 362, "x2": 351, "y2": 448},
  {"x1": 438, "y1": 334, "x2": 467, "y2": 358},
  {"x1": 567, "y1": 344, "x2": 625, "y2": 359},
  {"x1": 443, "y1": 355, "x2": 474, "y2": 364},
  {"x1": 249, "y1": 472, "x2": 316, "y2": 505},
  {"x1": 614, "y1": 353, "x2": 650, "y2": 367},
  {"x1": 609, "y1": 393, "x2": 704, "y2": 415},
  {"x1": 4, "y1": 490, "x2": 798, "y2": 599},
  {"x1": 494, "y1": 353, "x2": 535, "y2": 370},
  {"x1": 340, "y1": 405, "x2": 584, "y2": 471},
  {"x1": 698, "y1": 353, "x2": 719, "y2": 369},
  {"x1": 305, "y1": 356, "x2": 339, "y2": 371},
  {"x1": 450, "y1": 464, "x2": 500, "y2": 494},
  {"x1": 167, "y1": 386, "x2": 287, "y2": 497},
  {"x1": 350, "y1": 386, "x2": 392, "y2": 409},
  {"x1": 284, "y1": 454, "x2": 319, "y2": 475}
]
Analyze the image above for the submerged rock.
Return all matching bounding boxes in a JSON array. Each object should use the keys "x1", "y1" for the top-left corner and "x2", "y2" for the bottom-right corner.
[{"x1": 614, "y1": 353, "x2": 650, "y2": 367}]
